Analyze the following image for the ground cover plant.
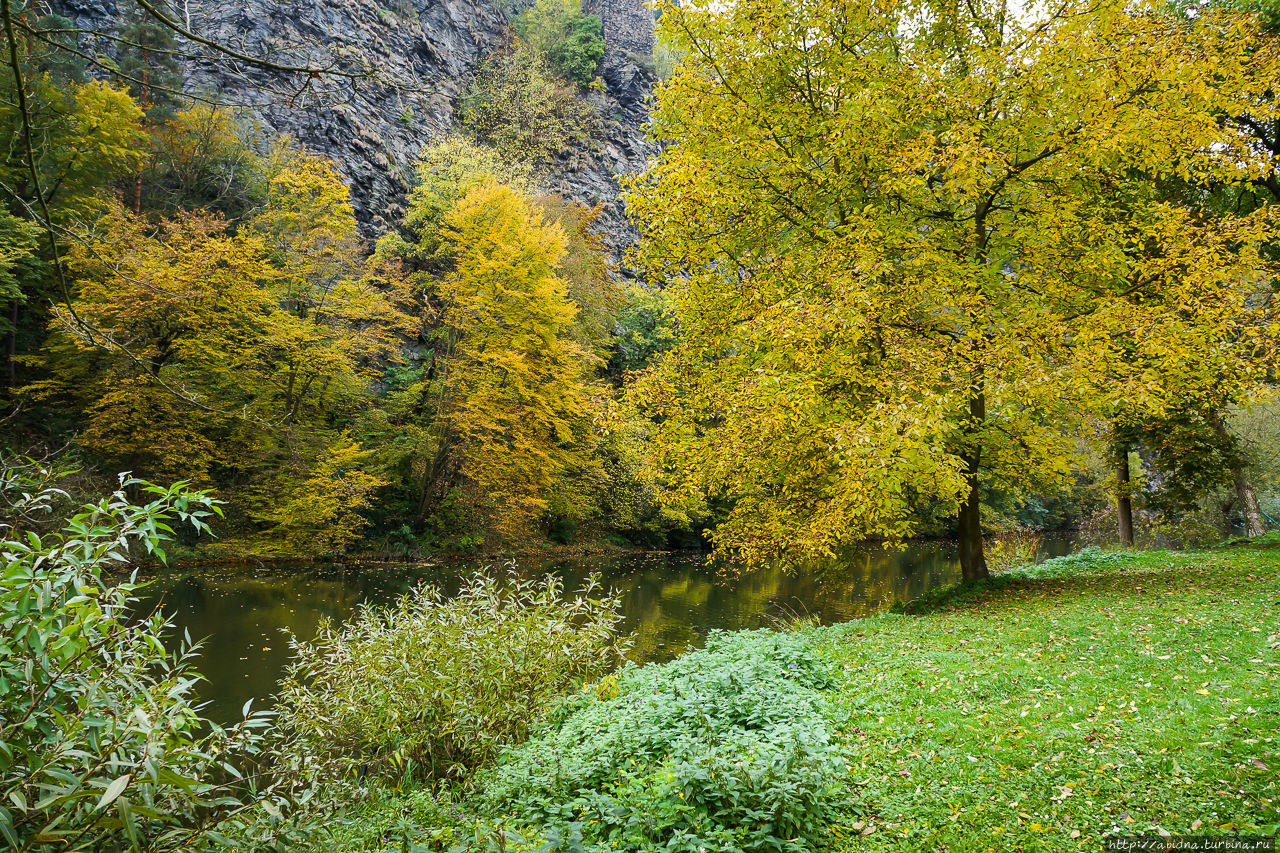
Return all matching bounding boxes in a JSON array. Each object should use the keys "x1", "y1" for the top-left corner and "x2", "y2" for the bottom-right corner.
[{"x1": 482, "y1": 630, "x2": 845, "y2": 853}]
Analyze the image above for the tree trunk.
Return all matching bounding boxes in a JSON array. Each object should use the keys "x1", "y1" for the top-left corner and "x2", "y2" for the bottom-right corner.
[
  {"x1": 958, "y1": 384, "x2": 988, "y2": 582},
  {"x1": 1234, "y1": 470, "x2": 1266, "y2": 538},
  {"x1": 958, "y1": 463, "x2": 988, "y2": 581},
  {"x1": 1116, "y1": 441, "x2": 1134, "y2": 547},
  {"x1": 133, "y1": 66, "x2": 148, "y2": 215}
]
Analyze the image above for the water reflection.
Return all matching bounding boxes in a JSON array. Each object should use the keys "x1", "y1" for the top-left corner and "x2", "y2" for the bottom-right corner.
[{"x1": 136, "y1": 536, "x2": 1075, "y2": 722}]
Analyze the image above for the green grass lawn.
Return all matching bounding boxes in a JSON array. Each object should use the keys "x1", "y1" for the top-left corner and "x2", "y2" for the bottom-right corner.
[{"x1": 814, "y1": 546, "x2": 1280, "y2": 851}]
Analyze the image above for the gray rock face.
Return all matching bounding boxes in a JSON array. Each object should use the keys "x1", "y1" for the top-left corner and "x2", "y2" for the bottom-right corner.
[
  {"x1": 548, "y1": 105, "x2": 654, "y2": 279},
  {"x1": 587, "y1": 0, "x2": 653, "y2": 111},
  {"x1": 55, "y1": 0, "x2": 655, "y2": 266}
]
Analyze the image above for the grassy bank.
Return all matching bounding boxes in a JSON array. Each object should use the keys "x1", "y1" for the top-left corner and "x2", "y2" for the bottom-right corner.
[
  {"x1": 324, "y1": 546, "x2": 1279, "y2": 852},
  {"x1": 818, "y1": 546, "x2": 1279, "y2": 849}
]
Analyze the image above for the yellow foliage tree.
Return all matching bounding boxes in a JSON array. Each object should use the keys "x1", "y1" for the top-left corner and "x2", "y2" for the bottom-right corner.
[
  {"x1": 459, "y1": 46, "x2": 596, "y2": 163},
  {"x1": 433, "y1": 180, "x2": 599, "y2": 539},
  {"x1": 250, "y1": 152, "x2": 412, "y2": 426},
  {"x1": 33, "y1": 151, "x2": 412, "y2": 554},
  {"x1": 627, "y1": 0, "x2": 1280, "y2": 578},
  {"x1": 145, "y1": 104, "x2": 264, "y2": 216},
  {"x1": 267, "y1": 435, "x2": 385, "y2": 555},
  {"x1": 0, "y1": 78, "x2": 145, "y2": 221}
]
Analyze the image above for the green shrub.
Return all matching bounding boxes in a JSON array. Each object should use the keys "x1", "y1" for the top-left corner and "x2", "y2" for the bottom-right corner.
[
  {"x1": 480, "y1": 630, "x2": 844, "y2": 853},
  {"x1": 609, "y1": 285, "x2": 678, "y2": 377},
  {"x1": 276, "y1": 570, "x2": 631, "y2": 783},
  {"x1": 458, "y1": 46, "x2": 596, "y2": 162},
  {"x1": 0, "y1": 467, "x2": 313, "y2": 851},
  {"x1": 515, "y1": 0, "x2": 605, "y2": 87}
]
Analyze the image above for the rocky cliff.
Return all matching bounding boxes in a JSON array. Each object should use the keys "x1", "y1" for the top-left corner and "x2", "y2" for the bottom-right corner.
[{"x1": 55, "y1": 0, "x2": 655, "y2": 271}]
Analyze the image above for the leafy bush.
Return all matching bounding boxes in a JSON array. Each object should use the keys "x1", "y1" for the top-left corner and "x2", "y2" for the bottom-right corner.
[
  {"x1": 984, "y1": 527, "x2": 1043, "y2": 574},
  {"x1": 515, "y1": 0, "x2": 605, "y2": 87},
  {"x1": 480, "y1": 630, "x2": 844, "y2": 853},
  {"x1": 608, "y1": 285, "x2": 678, "y2": 378},
  {"x1": 0, "y1": 467, "x2": 313, "y2": 851},
  {"x1": 458, "y1": 46, "x2": 596, "y2": 162},
  {"x1": 276, "y1": 570, "x2": 631, "y2": 783}
]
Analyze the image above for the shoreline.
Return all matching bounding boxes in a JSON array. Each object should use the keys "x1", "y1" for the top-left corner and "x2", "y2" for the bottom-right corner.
[{"x1": 128, "y1": 527, "x2": 1085, "y2": 573}]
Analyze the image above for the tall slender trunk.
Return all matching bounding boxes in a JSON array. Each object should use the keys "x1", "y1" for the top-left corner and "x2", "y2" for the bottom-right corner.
[
  {"x1": 1116, "y1": 440, "x2": 1134, "y2": 547},
  {"x1": 133, "y1": 66, "x2": 148, "y2": 215},
  {"x1": 1233, "y1": 470, "x2": 1265, "y2": 538},
  {"x1": 958, "y1": 383, "x2": 988, "y2": 582}
]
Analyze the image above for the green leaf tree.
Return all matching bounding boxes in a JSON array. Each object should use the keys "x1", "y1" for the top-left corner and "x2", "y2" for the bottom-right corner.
[{"x1": 627, "y1": 0, "x2": 1280, "y2": 578}]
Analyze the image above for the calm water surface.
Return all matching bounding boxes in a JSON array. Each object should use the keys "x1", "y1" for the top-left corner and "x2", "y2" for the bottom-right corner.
[{"x1": 138, "y1": 537, "x2": 1075, "y2": 722}]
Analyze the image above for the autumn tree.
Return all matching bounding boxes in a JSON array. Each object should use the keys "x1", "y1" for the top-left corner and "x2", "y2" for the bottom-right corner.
[
  {"x1": 535, "y1": 194, "x2": 620, "y2": 366},
  {"x1": 459, "y1": 46, "x2": 596, "y2": 163},
  {"x1": 31, "y1": 207, "x2": 275, "y2": 484},
  {"x1": 428, "y1": 180, "x2": 598, "y2": 539},
  {"x1": 0, "y1": 72, "x2": 144, "y2": 393},
  {"x1": 367, "y1": 138, "x2": 613, "y2": 543},
  {"x1": 628, "y1": 0, "x2": 1279, "y2": 579},
  {"x1": 143, "y1": 104, "x2": 266, "y2": 217},
  {"x1": 377, "y1": 136, "x2": 535, "y2": 276},
  {"x1": 31, "y1": 152, "x2": 410, "y2": 554}
]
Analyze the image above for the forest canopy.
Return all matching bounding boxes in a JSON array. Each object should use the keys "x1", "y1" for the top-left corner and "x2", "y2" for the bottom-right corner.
[{"x1": 0, "y1": 0, "x2": 1276, "y2": 560}]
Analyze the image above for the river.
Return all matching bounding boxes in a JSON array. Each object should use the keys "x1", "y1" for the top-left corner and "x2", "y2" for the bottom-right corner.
[{"x1": 138, "y1": 536, "x2": 1076, "y2": 722}]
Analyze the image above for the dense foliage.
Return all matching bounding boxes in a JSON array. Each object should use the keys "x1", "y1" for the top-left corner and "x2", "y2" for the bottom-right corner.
[
  {"x1": 459, "y1": 47, "x2": 597, "y2": 162},
  {"x1": 27, "y1": 153, "x2": 410, "y2": 554},
  {"x1": 482, "y1": 631, "x2": 844, "y2": 853},
  {"x1": 276, "y1": 571, "x2": 630, "y2": 783},
  {"x1": 458, "y1": 0, "x2": 604, "y2": 161},
  {"x1": 515, "y1": 0, "x2": 606, "y2": 88},
  {"x1": 0, "y1": 467, "x2": 315, "y2": 851},
  {"x1": 0, "y1": 0, "x2": 1275, "y2": 557},
  {"x1": 627, "y1": 0, "x2": 1280, "y2": 578}
]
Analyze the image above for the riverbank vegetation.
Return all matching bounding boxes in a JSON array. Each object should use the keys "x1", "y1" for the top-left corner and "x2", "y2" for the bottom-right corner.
[
  {"x1": 1, "y1": 0, "x2": 1279, "y2": 847},
  {"x1": 0, "y1": 0, "x2": 696, "y2": 558},
  {"x1": 2, "y1": 472, "x2": 1277, "y2": 850},
  {"x1": 299, "y1": 544, "x2": 1280, "y2": 852},
  {"x1": 627, "y1": 0, "x2": 1280, "y2": 580}
]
